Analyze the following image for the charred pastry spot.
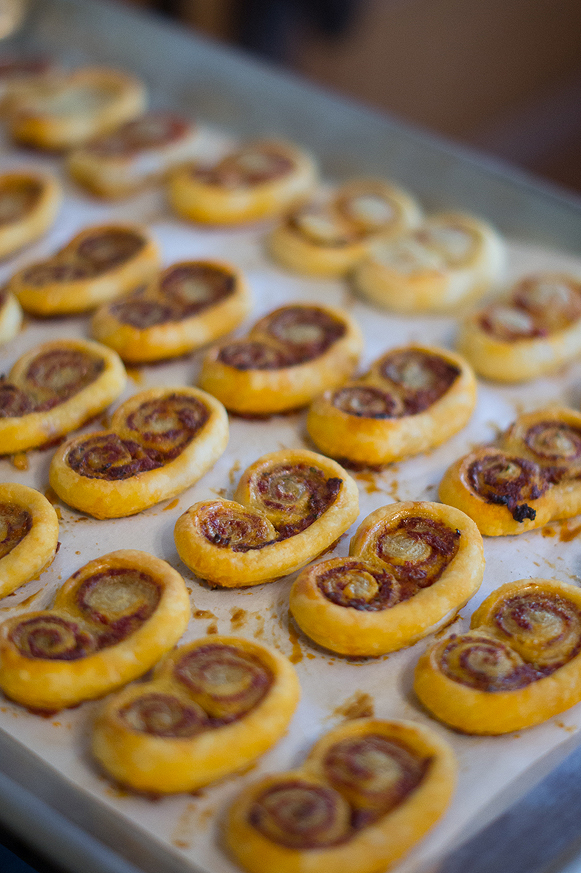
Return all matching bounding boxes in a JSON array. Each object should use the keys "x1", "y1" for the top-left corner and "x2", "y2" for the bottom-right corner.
[
  {"x1": 493, "y1": 592, "x2": 581, "y2": 670},
  {"x1": 200, "y1": 505, "x2": 276, "y2": 552},
  {"x1": 376, "y1": 516, "x2": 460, "y2": 594},
  {"x1": 0, "y1": 503, "x2": 32, "y2": 559},
  {"x1": 379, "y1": 350, "x2": 460, "y2": 414},
  {"x1": 217, "y1": 341, "x2": 291, "y2": 371},
  {"x1": 440, "y1": 634, "x2": 540, "y2": 691},
  {"x1": 124, "y1": 394, "x2": 210, "y2": 458},
  {"x1": 468, "y1": 453, "x2": 548, "y2": 520},
  {"x1": 23, "y1": 349, "x2": 104, "y2": 406},
  {"x1": 76, "y1": 229, "x2": 144, "y2": 273},
  {"x1": 512, "y1": 504, "x2": 536, "y2": 523},
  {"x1": 10, "y1": 614, "x2": 96, "y2": 661},
  {"x1": 256, "y1": 463, "x2": 342, "y2": 538},
  {"x1": 317, "y1": 560, "x2": 400, "y2": 611},
  {"x1": 0, "y1": 178, "x2": 42, "y2": 225},
  {"x1": 160, "y1": 263, "x2": 235, "y2": 315},
  {"x1": 119, "y1": 692, "x2": 210, "y2": 738},
  {"x1": 67, "y1": 434, "x2": 162, "y2": 480},
  {"x1": 76, "y1": 568, "x2": 161, "y2": 645},
  {"x1": 332, "y1": 385, "x2": 401, "y2": 419},
  {"x1": 264, "y1": 307, "x2": 346, "y2": 363},
  {"x1": 87, "y1": 113, "x2": 189, "y2": 157}
]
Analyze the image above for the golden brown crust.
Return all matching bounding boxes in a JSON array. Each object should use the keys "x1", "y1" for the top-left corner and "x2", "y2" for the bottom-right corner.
[
  {"x1": 91, "y1": 259, "x2": 251, "y2": 362},
  {"x1": 225, "y1": 717, "x2": 456, "y2": 873},
  {"x1": 11, "y1": 223, "x2": 160, "y2": 316},
  {"x1": 0, "y1": 287, "x2": 22, "y2": 347},
  {"x1": 0, "y1": 483, "x2": 59, "y2": 599},
  {"x1": 91, "y1": 635, "x2": 300, "y2": 793},
  {"x1": 0, "y1": 338, "x2": 127, "y2": 455},
  {"x1": 290, "y1": 501, "x2": 483, "y2": 656},
  {"x1": 0, "y1": 57, "x2": 60, "y2": 109},
  {"x1": 174, "y1": 449, "x2": 359, "y2": 587},
  {"x1": 198, "y1": 303, "x2": 363, "y2": 414},
  {"x1": 415, "y1": 578, "x2": 581, "y2": 734},
  {"x1": 49, "y1": 386, "x2": 229, "y2": 518},
  {"x1": 307, "y1": 344, "x2": 477, "y2": 466},
  {"x1": 168, "y1": 139, "x2": 317, "y2": 224},
  {"x1": 0, "y1": 171, "x2": 61, "y2": 260},
  {"x1": 0, "y1": 549, "x2": 190, "y2": 710}
]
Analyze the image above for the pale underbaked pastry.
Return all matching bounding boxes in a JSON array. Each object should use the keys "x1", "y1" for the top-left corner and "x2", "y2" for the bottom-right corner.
[
  {"x1": 354, "y1": 211, "x2": 506, "y2": 313},
  {"x1": 439, "y1": 406, "x2": 581, "y2": 535},
  {"x1": 91, "y1": 260, "x2": 251, "y2": 362},
  {"x1": 92, "y1": 635, "x2": 300, "y2": 794},
  {"x1": 0, "y1": 550, "x2": 190, "y2": 711},
  {"x1": 0, "y1": 171, "x2": 61, "y2": 261},
  {"x1": 198, "y1": 303, "x2": 363, "y2": 415},
  {"x1": 7, "y1": 66, "x2": 147, "y2": 149},
  {"x1": 174, "y1": 448, "x2": 359, "y2": 587},
  {"x1": 49, "y1": 386, "x2": 228, "y2": 518},
  {"x1": 415, "y1": 578, "x2": 581, "y2": 734},
  {"x1": 67, "y1": 111, "x2": 200, "y2": 198},
  {"x1": 0, "y1": 285, "x2": 22, "y2": 347},
  {"x1": 168, "y1": 139, "x2": 317, "y2": 224},
  {"x1": 307, "y1": 345, "x2": 476, "y2": 466},
  {"x1": 0, "y1": 338, "x2": 126, "y2": 455},
  {"x1": 11, "y1": 223, "x2": 160, "y2": 316},
  {"x1": 268, "y1": 178, "x2": 422, "y2": 277},
  {"x1": 290, "y1": 501, "x2": 484, "y2": 656},
  {"x1": 0, "y1": 483, "x2": 59, "y2": 599},
  {"x1": 225, "y1": 717, "x2": 456, "y2": 873},
  {"x1": 457, "y1": 272, "x2": 581, "y2": 381}
]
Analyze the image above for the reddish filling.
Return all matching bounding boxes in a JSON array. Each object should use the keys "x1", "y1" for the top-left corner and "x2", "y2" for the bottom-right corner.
[
  {"x1": 217, "y1": 340, "x2": 291, "y2": 370},
  {"x1": 468, "y1": 452, "x2": 548, "y2": 522},
  {"x1": 200, "y1": 505, "x2": 275, "y2": 552},
  {"x1": 379, "y1": 349, "x2": 460, "y2": 414},
  {"x1": 11, "y1": 615, "x2": 95, "y2": 661},
  {"x1": 264, "y1": 306, "x2": 346, "y2": 363},
  {"x1": 375, "y1": 516, "x2": 460, "y2": 595},
  {"x1": 67, "y1": 434, "x2": 162, "y2": 480},
  {"x1": 76, "y1": 568, "x2": 161, "y2": 645},
  {"x1": 440, "y1": 633, "x2": 541, "y2": 691},
  {"x1": 0, "y1": 503, "x2": 32, "y2": 559},
  {"x1": 193, "y1": 147, "x2": 295, "y2": 187},
  {"x1": 332, "y1": 385, "x2": 401, "y2": 418},
  {"x1": 249, "y1": 780, "x2": 351, "y2": 848},
  {"x1": 76, "y1": 229, "x2": 144, "y2": 272},
  {"x1": 256, "y1": 463, "x2": 342, "y2": 538},
  {"x1": 123, "y1": 394, "x2": 210, "y2": 458},
  {"x1": 0, "y1": 178, "x2": 42, "y2": 225},
  {"x1": 86, "y1": 112, "x2": 189, "y2": 157},
  {"x1": 119, "y1": 692, "x2": 209, "y2": 737},
  {"x1": 317, "y1": 560, "x2": 399, "y2": 611}
]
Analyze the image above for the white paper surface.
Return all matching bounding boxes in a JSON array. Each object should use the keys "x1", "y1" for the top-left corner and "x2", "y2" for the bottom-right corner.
[{"x1": 2, "y1": 130, "x2": 581, "y2": 873}]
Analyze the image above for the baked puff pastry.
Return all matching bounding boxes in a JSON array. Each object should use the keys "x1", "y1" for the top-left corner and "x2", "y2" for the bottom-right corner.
[
  {"x1": 11, "y1": 223, "x2": 159, "y2": 316},
  {"x1": 198, "y1": 303, "x2": 363, "y2": 415},
  {"x1": 415, "y1": 578, "x2": 581, "y2": 734},
  {"x1": 268, "y1": 178, "x2": 422, "y2": 277},
  {"x1": 67, "y1": 111, "x2": 200, "y2": 198},
  {"x1": 168, "y1": 139, "x2": 317, "y2": 225},
  {"x1": 92, "y1": 635, "x2": 300, "y2": 794},
  {"x1": 0, "y1": 171, "x2": 61, "y2": 261},
  {"x1": 439, "y1": 406, "x2": 581, "y2": 535},
  {"x1": 0, "y1": 338, "x2": 126, "y2": 455},
  {"x1": 225, "y1": 717, "x2": 456, "y2": 873},
  {"x1": 457, "y1": 272, "x2": 581, "y2": 382},
  {"x1": 7, "y1": 66, "x2": 147, "y2": 150},
  {"x1": 0, "y1": 483, "x2": 59, "y2": 599},
  {"x1": 354, "y1": 211, "x2": 506, "y2": 313},
  {"x1": 307, "y1": 345, "x2": 476, "y2": 467},
  {"x1": 0, "y1": 550, "x2": 190, "y2": 711},
  {"x1": 290, "y1": 501, "x2": 483, "y2": 657},
  {"x1": 0, "y1": 285, "x2": 22, "y2": 347},
  {"x1": 49, "y1": 386, "x2": 228, "y2": 518},
  {"x1": 0, "y1": 57, "x2": 58, "y2": 109},
  {"x1": 91, "y1": 260, "x2": 251, "y2": 363},
  {"x1": 174, "y1": 449, "x2": 359, "y2": 587}
]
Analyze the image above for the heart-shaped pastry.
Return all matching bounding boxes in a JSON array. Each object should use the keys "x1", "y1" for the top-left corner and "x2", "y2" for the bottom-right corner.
[
  {"x1": 457, "y1": 272, "x2": 581, "y2": 381},
  {"x1": 0, "y1": 483, "x2": 59, "y2": 598},
  {"x1": 49, "y1": 386, "x2": 228, "y2": 518},
  {"x1": 91, "y1": 259, "x2": 251, "y2": 362},
  {"x1": 199, "y1": 303, "x2": 363, "y2": 415},
  {"x1": 290, "y1": 501, "x2": 483, "y2": 656},
  {"x1": 11, "y1": 223, "x2": 160, "y2": 316},
  {"x1": 0, "y1": 549, "x2": 190, "y2": 711},
  {"x1": 268, "y1": 178, "x2": 421, "y2": 277},
  {"x1": 354, "y1": 211, "x2": 505, "y2": 313},
  {"x1": 0, "y1": 338, "x2": 126, "y2": 455},
  {"x1": 92, "y1": 635, "x2": 300, "y2": 794},
  {"x1": 225, "y1": 717, "x2": 456, "y2": 873},
  {"x1": 307, "y1": 345, "x2": 476, "y2": 466},
  {"x1": 174, "y1": 449, "x2": 359, "y2": 587},
  {"x1": 168, "y1": 139, "x2": 317, "y2": 224},
  {"x1": 0, "y1": 170, "x2": 61, "y2": 261},
  {"x1": 415, "y1": 577, "x2": 581, "y2": 734}
]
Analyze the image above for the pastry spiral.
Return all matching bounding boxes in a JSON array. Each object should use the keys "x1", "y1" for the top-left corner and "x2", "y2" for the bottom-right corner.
[
  {"x1": 174, "y1": 449, "x2": 359, "y2": 587},
  {"x1": 199, "y1": 303, "x2": 363, "y2": 414},
  {"x1": 91, "y1": 635, "x2": 300, "y2": 793},
  {"x1": 0, "y1": 550, "x2": 190, "y2": 711},
  {"x1": 414, "y1": 577, "x2": 581, "y2": 733},
  {"x1": 0, "y1": 483, "x2": 59, "y2": 599},
  {"x1": 0, "y1": 170, "x2": 61, "y2": 261}
]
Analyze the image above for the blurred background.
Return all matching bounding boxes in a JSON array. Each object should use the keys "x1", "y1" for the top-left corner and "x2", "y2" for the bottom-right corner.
[{"x1": 120, "y1": 0, "x2": 581, "y2": 196}]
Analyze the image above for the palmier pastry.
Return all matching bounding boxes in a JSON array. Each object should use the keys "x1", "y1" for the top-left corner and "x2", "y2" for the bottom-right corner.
[
  {"x1": 198, "y1": 303, "x2": 362, "y2": 415},
  {"x1": 168, "y1": 139, "x2": 317, "y2": 225},
  {"x1": 0, "y1": 550, "x2": 190, "y2": 711},
  {"x1": 0, "y1": 171, "x2": 61, "y2": 261},
  {"x1": 268, "y1": 178, "x2": 422, "y2": 277},
  {"x1": 92, "y1": 636, "x2": 300, "y2": 794},
  {"x1": 91, "y1": 260, "x2": 251, "y2": 363},
  {"x1": 290, "y1": 501, "x2": 483, "y2": 656},
  {"x1": 0, "y1": 57, "x2": 58, "y2": 109},
  {"x1": 354, "y1": 211, "x2": 505, "y2": 313},
  {"x1": 457, "y1": 273, "x2": 581, "y2": 381},
  {"x1": 307, "y1": 345, "x2": 476, "y2": 466},
  {"x1": 49, "y1": 386, "x2": 228, "y2": 518},
  {"x1": 67, "y1": 111, "x2": 200, "y2": 198},
  {"x1": 225, "y1": 717, "x2": 456, "y2": 873},
  {"x1": 415, "y1": 578, "x2": 581, "y2": 734},
  {"x1": 174, "y1": 449, "x2": 359, "y2": 587},
  {"x1": 0, "y1": 338, "x2": 126, "y2": 455},
  {"x1": 439, "y1": 407, "x2": 581, "y2": 535},
  {"x1": 7, "y1": 66, "x2": 147, "y2": 150},
  {"x1": 11, "y1": 223, "x2": 159, "y2": 316},
  {"x1": 0, "y1": 285, "x2": 22, "y2": 346},
  {"x1": 0, "y1": 483, "x2": 59, "y2": 599}
]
